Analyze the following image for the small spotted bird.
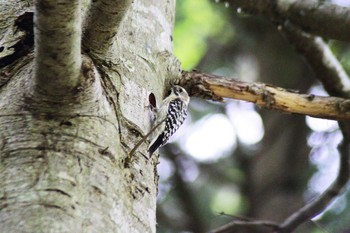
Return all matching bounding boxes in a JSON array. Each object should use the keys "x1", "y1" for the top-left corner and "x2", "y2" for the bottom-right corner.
[
  {"x1": 148, "y1": 85, "x2": 190, "y2": 156},
  {"x1": 129, "y1": 85, "x2": 190, "y2": 157}
]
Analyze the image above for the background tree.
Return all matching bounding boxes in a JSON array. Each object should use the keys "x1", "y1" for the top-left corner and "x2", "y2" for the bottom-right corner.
[
  {"x1": 1, "y1": 1, "x2": 350, "y2": 233},
  {"x1": 157, "y1": 1, "x2": 350, "y2": 233}
]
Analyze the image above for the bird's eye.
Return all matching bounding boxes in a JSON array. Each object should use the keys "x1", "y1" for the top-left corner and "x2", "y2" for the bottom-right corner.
[{"x1": 179, "y1": 89, "x2": 183, "y2": 93}]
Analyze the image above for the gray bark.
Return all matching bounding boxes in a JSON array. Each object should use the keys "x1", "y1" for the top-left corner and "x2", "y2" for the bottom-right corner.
[
  {"x1": 0, "y1": 0, "x2": 178, "y2": 232},
  {"x1": 34, "y1": 0, "x2": 82, "y2": 94}
]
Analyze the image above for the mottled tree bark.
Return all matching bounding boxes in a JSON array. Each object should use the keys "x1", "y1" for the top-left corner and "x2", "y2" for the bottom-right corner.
[{"x1": 0, "y1": 0, "x2": 178, "y2": 232}]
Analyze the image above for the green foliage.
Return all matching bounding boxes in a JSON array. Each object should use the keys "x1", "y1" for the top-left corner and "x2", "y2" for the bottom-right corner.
[{"x1": 174, "y1": 0, "x2": 234, "y2": 70}]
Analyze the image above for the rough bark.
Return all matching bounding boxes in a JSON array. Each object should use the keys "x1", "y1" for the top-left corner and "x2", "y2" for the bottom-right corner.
[{"x1": 0, "y1": 0, "x2": 178, "y2": 232}]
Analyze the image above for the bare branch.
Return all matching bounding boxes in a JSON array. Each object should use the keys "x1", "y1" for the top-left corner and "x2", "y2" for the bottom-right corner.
[
  {"x1": 209, "y1": 219, "x2": 279, "y2": 233},
  {"x1": 278, "y1": 138, "x2": 350, "y2": 233},
  {"x1": 83, "y1": 0, "x2": 132, "y2": 57},
  {"x1": 180, "y1": 71, "x2": 350, "y2": 121},
  {"x1": 281, "y1": 22, "x2": 350, "y2": 98},
  {"x1": 34, "y1": 0, "x2": 82, "y2": 94},
  {"x1": 277, "y1": 0, "x2": 350, "y2": 42},
  {"x1": 228, "y1": 0, "x2": 350, "y2": 42}
]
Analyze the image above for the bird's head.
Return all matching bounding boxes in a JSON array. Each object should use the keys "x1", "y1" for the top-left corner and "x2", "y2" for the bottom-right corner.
[{"x1": 171, "y1": 85, "x2": 190, "y2": 104}]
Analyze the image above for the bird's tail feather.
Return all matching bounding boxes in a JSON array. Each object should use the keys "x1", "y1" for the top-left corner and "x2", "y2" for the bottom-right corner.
[{"x1": 148, "y1": 133, "x2": 164, "y2": 157}]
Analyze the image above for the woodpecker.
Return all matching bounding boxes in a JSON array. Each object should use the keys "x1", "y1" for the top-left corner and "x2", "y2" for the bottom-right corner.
[
  {"x1": 148, "y1": 85, "x2": 190, "y2": 156},
  {"x1": 129, "y1": 85, "x2": 190, "y2": 158}
]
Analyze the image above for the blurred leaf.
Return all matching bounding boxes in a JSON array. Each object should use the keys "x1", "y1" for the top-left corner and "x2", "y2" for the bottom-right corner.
[
  {"x1": 210, "y1": 187, "x2": 243, "y2": 215},
  {"x1": 174, "y1": 0, "x2": 234, "y2": 70}
]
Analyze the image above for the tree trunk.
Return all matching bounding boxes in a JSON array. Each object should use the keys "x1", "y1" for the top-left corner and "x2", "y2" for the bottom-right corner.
[{"x1": 0, "y1": 0, "x2": 177, "y2": 232}]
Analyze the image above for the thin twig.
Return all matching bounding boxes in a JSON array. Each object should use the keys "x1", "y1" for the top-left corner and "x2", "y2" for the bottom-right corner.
[
  {"x1": 128, "y1": 118, "x2": 166, "y2": 158},
  {"x1": 209, "y1": 219, "x2": 279, "y2": 233}
]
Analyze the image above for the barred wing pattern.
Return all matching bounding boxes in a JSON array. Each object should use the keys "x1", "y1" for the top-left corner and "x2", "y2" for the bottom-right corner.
[
  {"x1": 162, "y1": 98, "x2": 188, "y2": 146},
  {"x1": 148, "y1": 98, "x2": 187, "y2": 156}
]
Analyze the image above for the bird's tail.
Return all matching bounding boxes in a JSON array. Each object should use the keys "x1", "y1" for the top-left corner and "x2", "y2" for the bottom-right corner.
[{"x1": 148, "y1": 133, "x2": 164, "y2": 157}]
